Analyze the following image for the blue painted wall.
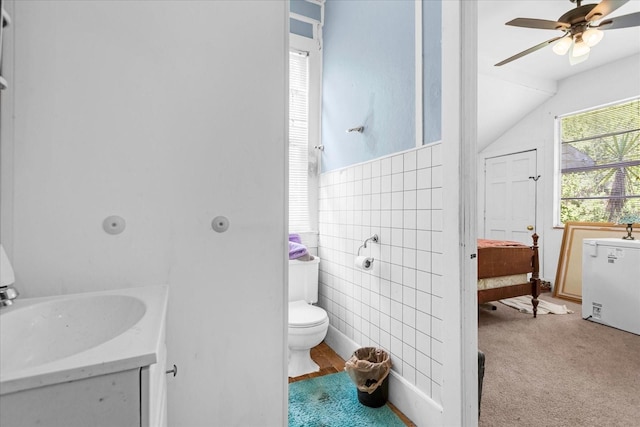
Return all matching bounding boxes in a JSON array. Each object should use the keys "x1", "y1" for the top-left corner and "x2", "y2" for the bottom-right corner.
[
  {"x1": 321, "y1": 0, "x2": 441, "y2": 172},
  {"x1": 423, "y1": 0, "x2": 442, "y2": 146},
  {"x1": 290, "y1": 0, "x2": 320, "y2": 38},
  {"x1": 322, "y1": 0, "x2": 415, "y2": 172},
  {"x1": 290, "y1": 18, "x2": 313, "y2": 38},
  {"x1": 291, "y1": 0, "x2": 321, "y2": 22}
]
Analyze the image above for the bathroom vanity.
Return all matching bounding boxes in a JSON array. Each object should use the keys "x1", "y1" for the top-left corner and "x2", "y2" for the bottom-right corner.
[{"x1": 0, "y1": 286, "x2": 169, "y2": 427}]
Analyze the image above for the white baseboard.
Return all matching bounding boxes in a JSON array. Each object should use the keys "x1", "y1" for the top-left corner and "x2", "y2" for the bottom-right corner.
[
  {"x1": 324, "y1": 325, "x2": 359, "y2": 361},
  {"x1": 325, "y1": 325, "x2": 443, "y2": 426}
]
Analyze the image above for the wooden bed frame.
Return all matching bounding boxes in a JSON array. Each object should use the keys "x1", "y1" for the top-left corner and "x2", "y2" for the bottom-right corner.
[{"x1": 477, "y1": 234, "x2": 541, "y2": 317}]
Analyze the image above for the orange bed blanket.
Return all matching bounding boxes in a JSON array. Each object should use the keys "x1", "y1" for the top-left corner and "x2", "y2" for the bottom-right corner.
[{"x1": 477, "y1": 238, "x2": 529, "y2": 249}]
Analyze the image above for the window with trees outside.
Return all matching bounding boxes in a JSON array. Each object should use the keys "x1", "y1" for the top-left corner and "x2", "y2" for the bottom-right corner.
[{"x1": 558, "y1": 98, "x2": 640, "y2": 225}]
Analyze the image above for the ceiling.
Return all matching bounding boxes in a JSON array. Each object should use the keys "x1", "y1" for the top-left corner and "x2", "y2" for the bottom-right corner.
[{"x1": 476, "y1": 0, "x2": 640, "y2": 151}]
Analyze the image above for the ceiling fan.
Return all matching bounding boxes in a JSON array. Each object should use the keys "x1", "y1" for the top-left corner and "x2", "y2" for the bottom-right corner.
[{"x1": 495, "y1": 0, "x2": 640, "y2": 66}]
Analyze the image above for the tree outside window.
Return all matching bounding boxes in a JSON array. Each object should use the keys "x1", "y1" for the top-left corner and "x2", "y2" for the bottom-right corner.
[{"x1": 559, "y1": 98, "x2": 640, "y2": 224}]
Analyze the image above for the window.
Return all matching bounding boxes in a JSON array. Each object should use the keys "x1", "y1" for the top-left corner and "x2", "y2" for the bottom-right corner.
[
  {"x1": 289, "y1": 34, "x2": 320, "y2": 233},
  {"x1": 557, "y1": 98, "x2": 640, "y2": 225},
  {"x1": 289, "y1": 50, "x2": 310, "y2": 232}
]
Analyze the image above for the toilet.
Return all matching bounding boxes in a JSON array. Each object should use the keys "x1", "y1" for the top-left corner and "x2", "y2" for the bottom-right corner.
[{"x1": 288, "y1": 256, "x2": 329, "y2": 378}]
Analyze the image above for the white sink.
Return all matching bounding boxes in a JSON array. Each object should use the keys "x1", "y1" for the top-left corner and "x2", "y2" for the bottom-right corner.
[
  {"x1": 1, "y1": 294, "x2": 146, "y2": 372},
  {"x1": 0, "y1": 285, "x2": 168, "y2": 395}
]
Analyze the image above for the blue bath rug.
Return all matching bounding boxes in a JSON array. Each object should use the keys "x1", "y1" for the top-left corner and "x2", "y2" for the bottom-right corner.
[{"x1": 288, "y1": 371, "x2": 406, "y2": 427}]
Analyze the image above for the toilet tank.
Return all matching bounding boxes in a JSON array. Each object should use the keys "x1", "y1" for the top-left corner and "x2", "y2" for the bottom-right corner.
[{"x1": 288, "y1": 257, "x2": 321, "y2": 303}]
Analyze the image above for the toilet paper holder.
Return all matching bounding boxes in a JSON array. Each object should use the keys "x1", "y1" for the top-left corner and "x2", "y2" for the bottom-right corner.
[{"x1": 357, "y1": 234, "x2": 379, "y2": 256}]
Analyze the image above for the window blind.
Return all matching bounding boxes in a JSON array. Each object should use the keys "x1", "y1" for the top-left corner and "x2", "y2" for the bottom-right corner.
[
  {"x1": 289, "y1": 50, "x2": 310, "y2": 232},
  {"x1": 559, "y1": 98, "x2": 640, "y2": 223}
]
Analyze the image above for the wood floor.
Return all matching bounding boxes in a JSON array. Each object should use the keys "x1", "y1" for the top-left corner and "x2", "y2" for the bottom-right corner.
[{"x1": 289, "y1": 342, "x2": 416, "y2": 427}]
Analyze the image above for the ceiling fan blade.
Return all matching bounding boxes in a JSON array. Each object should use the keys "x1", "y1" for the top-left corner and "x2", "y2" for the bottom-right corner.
[
  {"x1": 586, "y1": 0, "x2": 629, "y2": 21},
  {"x1": 495, "y1": 35, "x2": 566, "y2": 67},
  {"x1": 506, "y1": 18, "x2": 569, "y2": 30},
  {"x1": 596, "y1": 11, "x2": 640, "y2": 30}
]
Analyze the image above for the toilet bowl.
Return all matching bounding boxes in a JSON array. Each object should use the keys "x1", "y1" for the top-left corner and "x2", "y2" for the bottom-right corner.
[{"x1": 288, "y1": 299, "x2": 329, "y2": 378}]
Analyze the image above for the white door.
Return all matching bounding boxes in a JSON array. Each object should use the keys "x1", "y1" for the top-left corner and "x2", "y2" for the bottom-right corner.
[{"x1": 484, "y1": 150, "x2": 538, "y2": 244}]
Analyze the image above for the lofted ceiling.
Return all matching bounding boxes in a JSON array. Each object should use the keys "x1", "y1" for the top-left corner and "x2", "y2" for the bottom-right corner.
[{"x1": 477, "y1": 0, "x2": 640, "y2": 151}]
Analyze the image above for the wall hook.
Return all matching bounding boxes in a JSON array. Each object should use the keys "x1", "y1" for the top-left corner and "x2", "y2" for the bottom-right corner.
[
  {"x1": 166, "y1": 364, "x2": 178, "y2": 377},
  {"x1": 346, "y1": 126, "x2": 364, "y2": 133}
]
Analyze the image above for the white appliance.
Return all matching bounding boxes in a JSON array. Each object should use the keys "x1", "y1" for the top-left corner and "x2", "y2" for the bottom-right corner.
[{"x1": 582, "y1": 238, "x2": 640, "y2": 335}]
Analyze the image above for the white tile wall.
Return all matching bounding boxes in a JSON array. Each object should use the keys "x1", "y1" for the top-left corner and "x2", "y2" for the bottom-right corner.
[{"x1": 318, "y1": 142, "x2": 443, "y2": 399}]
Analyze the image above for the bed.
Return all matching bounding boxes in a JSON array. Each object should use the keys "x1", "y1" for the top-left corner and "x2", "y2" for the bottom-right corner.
[{"x1": 477, "y1": 234, "x2": 541, "y2": 317}]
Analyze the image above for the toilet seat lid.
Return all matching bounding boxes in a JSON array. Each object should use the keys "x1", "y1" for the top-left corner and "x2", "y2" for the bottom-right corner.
[{"x1": 289, "y1": 301, "x2": 328, "y2": 328}]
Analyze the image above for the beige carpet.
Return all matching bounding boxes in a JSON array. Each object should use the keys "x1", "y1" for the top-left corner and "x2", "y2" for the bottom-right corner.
[{"x1": 479, "y1": 295, "x2": 640, "y2": 427}]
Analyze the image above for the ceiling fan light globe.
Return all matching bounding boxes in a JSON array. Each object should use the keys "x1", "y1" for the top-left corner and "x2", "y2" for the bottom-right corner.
[
  {"x1": 583, "y1": 28, "x2": 604, "y2": 47},
  {"x1": 572, "y1": 39, "x2": 591, "y2": 57},
  {"x1": 552, "y1": 37, "x2": 572, "y2": 55},
  {"x1": 569, "y1": 41, "x2": 590, "y2": 65},
  {"x1": 569, "y1": 51, "x2": 590, "y2": 65}
]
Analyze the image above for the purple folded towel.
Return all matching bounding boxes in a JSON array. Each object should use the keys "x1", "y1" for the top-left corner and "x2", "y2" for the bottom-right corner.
[
  {"x1": 289, "y1": 234, "x2": 314, "y2": 260},
  {"x1": 289, "y1": 241, "x2": 309, "y2": 260}
]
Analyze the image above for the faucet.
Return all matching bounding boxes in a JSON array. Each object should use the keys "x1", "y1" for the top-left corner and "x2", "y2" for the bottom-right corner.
[
  {"x1": 0, "y1": 285, "x2": 18, "y2": 307},
  {"x1": 0, "y1": 244, "x2": 18, "y2": 307}
]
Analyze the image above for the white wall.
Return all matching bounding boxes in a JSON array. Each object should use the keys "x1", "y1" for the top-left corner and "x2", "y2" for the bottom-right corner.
[
  {"x1": 479, "y1": 54, "x2": 640, "y2": 284},
  {"x1": 0, "y1": 1, "x2": 288, "y2": 426}
]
